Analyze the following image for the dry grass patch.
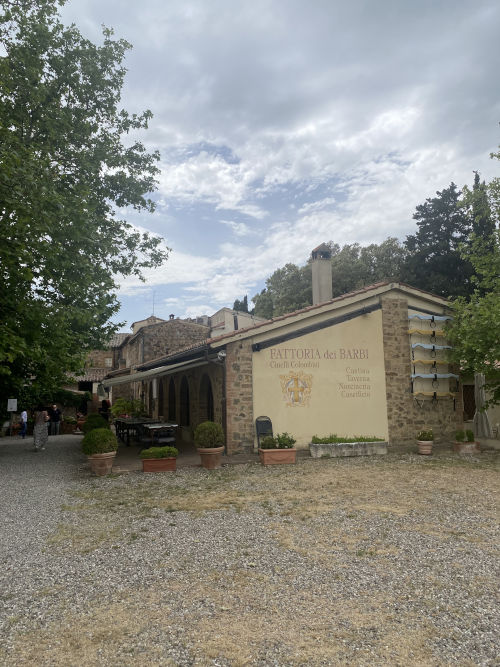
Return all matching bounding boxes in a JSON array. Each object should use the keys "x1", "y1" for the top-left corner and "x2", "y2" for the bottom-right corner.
[
  {"x1": 51, "y1": 454, "x2": 499, "y2": 555},
  {"x1": 4, "y1": 569, "x2": 444, "y2": 666}
]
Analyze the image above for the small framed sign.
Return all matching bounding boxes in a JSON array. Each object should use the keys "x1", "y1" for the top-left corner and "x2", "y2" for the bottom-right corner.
[{"x1": 7, "y1": 399, "x2": 18, "y2": 412}]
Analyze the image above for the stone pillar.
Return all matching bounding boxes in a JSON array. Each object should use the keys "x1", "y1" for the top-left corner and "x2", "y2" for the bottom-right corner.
[
  {"x1": 382, "y1": 295, "x2": 414, "y2": 444},
  {"x1": 225, "y1": 340, "x2": 254, "y2": 454},
  {"x1": 382, "y1": 295, "x2": 463, "y2": 447}
]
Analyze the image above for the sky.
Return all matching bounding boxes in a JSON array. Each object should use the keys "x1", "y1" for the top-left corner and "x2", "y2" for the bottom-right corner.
[{"x1": 60, "y1": 0, "x2": 500, "y2": 331}]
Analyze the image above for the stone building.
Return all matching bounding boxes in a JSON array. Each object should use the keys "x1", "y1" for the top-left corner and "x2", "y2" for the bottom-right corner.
[
  {"x1": 71, "y1": 333, "x2": 129, "y2": 410},
  {"x1": 103, "y1": 248, "x2": 464, "y2": 453}
]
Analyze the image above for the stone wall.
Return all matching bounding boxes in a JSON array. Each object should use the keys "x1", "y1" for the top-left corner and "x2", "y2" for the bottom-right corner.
[
  {"x1": 381, "y1": 295, "x2": 462, "y2": 447},
  {"x1": 124, "y1": 320, "x2": 210, "y2": 368},
  {"x1": 86, "y1": 350, "x2": 114, "y2": 368},
  {"x1": 225, "y1": 340, "x2": 254, "y2": 454}
]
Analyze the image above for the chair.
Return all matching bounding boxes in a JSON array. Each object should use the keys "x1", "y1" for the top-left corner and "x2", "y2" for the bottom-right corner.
[{"x1": 255, "y1": 416, "x2": 273, "y2": 448}]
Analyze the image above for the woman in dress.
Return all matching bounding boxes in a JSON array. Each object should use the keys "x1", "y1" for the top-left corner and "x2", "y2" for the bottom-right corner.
[{"x1": 33, "y1": 406, "x2": 49, "y2": 452}]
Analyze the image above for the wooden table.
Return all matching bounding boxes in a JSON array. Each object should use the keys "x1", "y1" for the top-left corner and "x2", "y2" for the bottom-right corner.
[
  {"x1": 114, "y1": 418, "x2": 156, "y2": 446},
  {"x1": 141, "y1": 422, "x2": 178, "y2": 447}
]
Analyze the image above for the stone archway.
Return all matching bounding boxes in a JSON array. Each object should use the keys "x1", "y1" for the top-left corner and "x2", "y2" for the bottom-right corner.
[
  {"x1": 158, "y1": 378, "x2": 165, "y2": 419},
  {"x1": 180, "y1": 376, "x2": 190, "y2": 426},
  {"x1": 168, "y1": 378, "x2": 176, "y2": 421},
  {"x1": 199, "y1": 373, "x2": 214, "y2": 422}
]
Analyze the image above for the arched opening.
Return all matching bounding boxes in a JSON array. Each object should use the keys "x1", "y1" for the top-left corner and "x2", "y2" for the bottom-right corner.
[
  {"x1": 168, "y1": 378, "x2": 176, "y2": 421},
  {"x1": 148, "y1": 382, "x2": 154, "y2": 415},
  {"x1": 180, "y1": 376, "x2": 190, "y2": 426},
  {"x1": 158, "y1": 378, "x2": 164, "y2": 418},
  {"x1": 199, "y1": 374, "x2": 214, "y2": 422}
]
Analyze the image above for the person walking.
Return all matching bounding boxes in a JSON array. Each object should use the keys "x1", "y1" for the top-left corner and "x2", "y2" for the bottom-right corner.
[
  {"x1": 33, "y1": 407, "x2": 49, "y2": 452},
  {"x1": 19, "y1": 409, "x2": 28, "y2": 439},
  {"x1": 49, "y1": 404, "x2": 62, "y2": 435}
]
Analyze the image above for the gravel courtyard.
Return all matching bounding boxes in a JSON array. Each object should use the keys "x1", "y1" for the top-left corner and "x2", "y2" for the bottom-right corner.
[{"x1": 0, "y1": 434, "x2": 498, "y2": 666}]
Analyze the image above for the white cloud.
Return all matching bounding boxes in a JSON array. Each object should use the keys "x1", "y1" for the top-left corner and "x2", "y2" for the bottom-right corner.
[
  {"x1": 59, "y1": 0, "x2": 500, "y2": 329},
  {"x1": 219, "y1": 219, "x2": 251, "y2": 236}
]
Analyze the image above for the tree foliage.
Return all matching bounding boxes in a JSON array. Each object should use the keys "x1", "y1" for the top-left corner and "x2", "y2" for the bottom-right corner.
[
  {"x1": 447, "y1": 148, "x2": 500, "y2": 407},
  {"x1": 401, "y1": 183, "x2": 474, "y2": 298},
  {"x1": 233, "y1": 295, "x2": 249, "y2": 313},
  {"x1": 253, "y1": 263, "x2": 311, "y2": 318},
  {"x1": 0, "y1": 0, "x2": 168, "y2": 406},
  {"x1": 447, "y1": 230, "x2": 500, "y2": 407},
  {"x1": 252, "y1": 238, "x2": 406, "y2": 318}
]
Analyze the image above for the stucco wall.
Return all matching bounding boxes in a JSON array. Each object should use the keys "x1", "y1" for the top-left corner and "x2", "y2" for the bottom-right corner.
[{"x1": 252, "y1": 309, "x2": 388, "y2": 448}]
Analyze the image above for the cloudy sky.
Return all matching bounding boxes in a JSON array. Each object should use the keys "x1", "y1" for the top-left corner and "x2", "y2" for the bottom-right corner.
[{"x1": 61, "y1": 0, "x2": 500, "y2": 330}]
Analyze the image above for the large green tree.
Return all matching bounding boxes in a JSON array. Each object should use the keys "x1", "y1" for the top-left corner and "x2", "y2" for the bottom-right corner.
[
  {"x1": 252, "y1": 238, "x2": 406, "y2": 319},
  {"x1": 253, "y1": 263, "x2": 312, "y2": 318},
  {"x1": 447, "y1": 230, "x2": 500, "y2": 407},
  {"x1": 447, "y1": 149, "x2": 500, "y2": 407},
  {"x1": 331, "y1": 238, "x2": 406, "y2": 296},
  {"x1": 0, "y1": 0, "x2": 168, "y2": 406},
  {"x1": 401, "y1": 183, "x2": 474, "y2": 298}
]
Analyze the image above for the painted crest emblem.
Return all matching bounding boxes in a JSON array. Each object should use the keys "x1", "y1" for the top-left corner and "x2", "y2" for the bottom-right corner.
[{"x1": 280, "y1": 372, "x2": 312, "y2": 407}]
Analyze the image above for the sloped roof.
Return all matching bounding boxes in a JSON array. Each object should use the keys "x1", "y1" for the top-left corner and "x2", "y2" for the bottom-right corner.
[
  {"x1": 108, "y1": 333, "x2": 129, "y2": 347},
  {"x1": 74, "y1": 368, "x2": 108, "y2": 383},
  {"x1": 130, "y1": 281, "x2": 450, "y2": 372}
]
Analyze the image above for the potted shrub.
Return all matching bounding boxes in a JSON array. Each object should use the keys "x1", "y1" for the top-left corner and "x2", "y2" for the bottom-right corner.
[
  {"x1": 82, "y1": 413, "x2": 109, "y2": 434},
  {"x1": 194, "y1": 421, "x2": 225, "y2": 469},
  {"x1": 416, "y1": 429, "x2": 433, "y2": 456},
  {"x1": 140, "y1": 445, "x2": 179, "y2": 472},
  {"x1": 110, "y1": 398, "x2": 147, "y2": 419},
  {"x1": 453, "y1": 429, "x2": 480, "y2": 455},
  {"x1": 82, "y1": 427, "x2": 118, "y2": 476},
  {"x1": 258, "y1": 432, "x2": 297, "y2": 465},
  {"x1": 61, "y1": 415, "x2": 77, "y2": 434}
]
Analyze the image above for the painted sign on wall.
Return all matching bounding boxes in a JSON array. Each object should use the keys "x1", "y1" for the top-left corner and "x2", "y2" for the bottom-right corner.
[{"x1": 252, "y1": 311, "x2": 388, "y2": 446}]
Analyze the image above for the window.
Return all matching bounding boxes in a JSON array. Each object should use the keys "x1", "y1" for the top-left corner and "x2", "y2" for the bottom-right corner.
[{"x1": 105, "y1": 358, "x2": 113, "y2": 367}]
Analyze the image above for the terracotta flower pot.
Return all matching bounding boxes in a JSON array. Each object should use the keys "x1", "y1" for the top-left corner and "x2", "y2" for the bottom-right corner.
[
  {"x1": 417, "y1": 440, "x2": 433, "y2": 456},
  {"x1": 258, "y1": 448, "x2": 297, "y2": 465},
  {"x1": 453, "y1": 441, "x2": 480, "y2": 455},
  {"x1": 87, "y1": 451, "x2": 116, "y2": 476},
  {"x1": 142, "y1": 457, "x2": 176, "y2": 472},
  {"x1": 198, "y1": 446, "x2": 224, "y2": 469}
]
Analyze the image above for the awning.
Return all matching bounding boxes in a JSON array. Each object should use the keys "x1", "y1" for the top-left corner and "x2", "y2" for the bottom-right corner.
[{"x1": 99, "y1": 358, "x2": 212, "y2": 388}]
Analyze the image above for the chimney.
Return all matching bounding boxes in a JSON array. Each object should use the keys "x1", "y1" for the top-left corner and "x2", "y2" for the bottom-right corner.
[{"x1": 311, "y1": 243, "x2": 332, "y2": 305}]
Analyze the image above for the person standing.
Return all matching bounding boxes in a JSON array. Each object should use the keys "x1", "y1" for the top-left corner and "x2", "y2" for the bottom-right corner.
[
  {"x1": 19, "y1": 409, "x2": 28, "y2": 439},
  {"x1": 33, "y1": 407, "x2": 49, "y2": 452},
  {"x1": 49, "y1": 404, "x2": 62, "y2": 435},
  {"x1": 99, "y1": 398, "x2": 111, "y2": 422}
]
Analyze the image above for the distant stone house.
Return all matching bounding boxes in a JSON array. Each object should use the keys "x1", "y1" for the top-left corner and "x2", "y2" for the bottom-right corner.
[
  {"x1": 102, "y1": 250, "x2": 464, "y2": 453},
  {"x1": 71, "y1": 333, "x2": 129, "y2": 410},
  {"x1": 103, "y1": 309, "x2": 265, "y2": 415}
]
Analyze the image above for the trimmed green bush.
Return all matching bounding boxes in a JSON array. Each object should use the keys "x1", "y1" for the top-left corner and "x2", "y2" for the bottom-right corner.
[
  {"x1": 259, "y1": 433, "x2": 296, "y2": 449},
  {"x1": 63, "y1": 415, "x2": 77, "y2": 424},
  {"x1": 140, "y1": 446, "x2": 178, "y2": 459},
  {"x1": 259, "y1": 435, "x2": 277, "y2": 449},
  {"x1": 82, "y1": 413, "x2": 109, "y2": 434},
  {"x1": 416, "y1": 429, "x2": 434, "y2": 441},
  {"x1": 82, "y1": 428, "x2": 118, "y2": 455},
  {"x1": 110, "y1": 398, "x2": 147, "y2": 418},
  {"x1": 311, "y1": 434, "x2": 385, "y2": 444},
  {"x1": 455, "y1": 429, "x2": 466, "y2": 442},
  {"x1": 275, "y1": 432, "x2": 296, "y2": 448},
  {"x1": 466, "y1": 429, "x2": 475, "y2": 442},
  {"x1": 194, "y1": 421, "x2": 224, "y2": 448}
]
